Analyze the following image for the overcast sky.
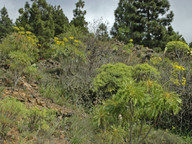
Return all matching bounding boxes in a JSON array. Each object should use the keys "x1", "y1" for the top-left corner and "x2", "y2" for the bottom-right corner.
[{"x1": 0, "y1": 0, "x2": 192, "y2": 43}]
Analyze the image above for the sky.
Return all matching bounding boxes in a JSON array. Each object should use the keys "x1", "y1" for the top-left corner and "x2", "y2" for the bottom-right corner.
[{"x1": 0, "y1": 0, "x2": 192, "y2": 43}]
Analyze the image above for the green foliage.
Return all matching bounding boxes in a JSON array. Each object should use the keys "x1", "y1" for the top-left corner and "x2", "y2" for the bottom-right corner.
[
  {"x1": 70, "y1": 0, "x2": 88, "y2": 32},
  {"x1": 93, "y1": 63, "x2": 133, "y2": 100},
  {"x1": 122, "y1": 42, "x2": 134, "y2": 54},
  {"x1": 144, "y1": 129, "x2": 186, "y2": 144},
  {"x1": 51, "y1": 36, "x2": 86, "y2": 62},
  {"x1": 0, "y1": 96, "x2": 59, "y2": 142},
  {"x1": 0, "y1": 87, "x2": 3, "y2": 99},
  {"x1": 0, "y1": 30, "x2": 39, "y2": 86},
  {"x1": 165, "y1": 41, "x2": 190, "y2": 59},
  {"x1": 61, "y1": 24, "x2": 86, "y2": 40},
  {"x1": 27, "y1": 107, "x2": 56, "y2": 132},
  {"x1": 111, "y1": 0, "x2": 180, "y2": 49},
  {"x1": 0, "y1": 1, "x2": 191, "y2": 142},
  {"x1": 51, "y1": 5, "x2": 69, "y2": 36},
  {"x1": 0, "y1": 97, "x2": 27, "y2": 139},
  {"x1": 96, "y1": 23, "x2": 110, "y2": 41},
  {"x1": 0, "y1": 6, "x2": 13, "y2": 40},
  {"x1": 40, "y1": 83, "x2": 65, "y2": 106},
  {"x1": 69, "y1": 114, "x2": 97, "y2": 144},
  {"x1": 189, "y1": 41, "x2": 192, "y2": 48},
  {"x1": 16, "y1": 0, "x2": 55, "y2": 49},
  {"x1": 132, "y1": 63, "x2": 160, "y2": 81},
  {"x1": 155, "y1": 59, "x2": 192, "y2": 136},
  {"x1": 93, "y1": 63, "x2": 182, "y2": 143},
  {"x1": 0, "y1": 29, "x2": 39, "y2": 60}
]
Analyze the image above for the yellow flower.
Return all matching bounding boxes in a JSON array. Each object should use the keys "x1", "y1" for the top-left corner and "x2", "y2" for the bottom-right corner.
[
  {"x1": 69, "y1": 36, "x2": 74, "y2": 40},
  {"x1": 13, "y1": 26, "x2": 20, "y2": 31},
  {"x1": 54, "y1": 37, "x2": 59, "y2": 41},
  {"x1": 26, "y1": 31, "x2": 32, "y2": 35},
  {"x1": 56, "y1": 41, "x2": 62, "y2": 45},
  {"x1": 74, "y1": 40, "x2": 79, "y2": 43},
  {"x1": 173, "y1": 64, "x2": 185, "y2": 71},
  {"x1": 129, "y1": 39, "x2": 133, "y2": 42},
  {"x1": 172, "y1": 126, "x2": 176, "y2": 130},
  {"x1": 27, "y1": 36, "x2": 31, "y2": 40},
  {"x1": 63, "y1": 37, "x2": 68, "y2": 42},
  {"x1": 182, "y1": 77, "x2": 186, "y2": 85},
  {"x1": 19, "y1": 27, "x2": 24, "y2": 31},
  {"x1": 18, "y1": 31, "x2": 25, "y2": 35}
]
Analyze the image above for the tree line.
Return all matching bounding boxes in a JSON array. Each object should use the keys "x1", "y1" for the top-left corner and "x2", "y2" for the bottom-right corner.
[{"x1": 0, "y1": 0, "x2": 188, "y2": 51}]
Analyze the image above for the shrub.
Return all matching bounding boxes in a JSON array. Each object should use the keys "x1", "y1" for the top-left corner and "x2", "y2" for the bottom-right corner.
[
  {"x1": 144, "y1": 129, "x2": 186, "y2": 144},
  {"x1": 0, "y1": 96, "x2": 58, "y2": 142},
  {"x1": 164, "y1": 41, "x2": 190, "y2": 60},
  {"x1": 132, "y1": 63, "x2": 160, "y2": 81},
  {"x1": 27, "y1": 107, "x2": 56, "y2": 133},
  {"x1": 40, "y1": 83, "x2": 65, "y2": 106},
  {"x1": 0, "y1": 97, "x2": 27, "y2": 139},
  {"x1": 0, "y1": 30, "x2": 39, "y2": 86},
  {"x1": 93, "y1": 63, "x2": 182, "y2": 143},
  {"x1": 93, "y1": 63, "x2": 133, "y2": 101},
  {"x1": 51, "y1": 36, "x2": 86, "y2": 62}
]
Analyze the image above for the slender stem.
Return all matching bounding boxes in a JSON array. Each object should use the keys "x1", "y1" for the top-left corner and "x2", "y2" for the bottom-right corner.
[
  {"x1": 133, "y1": 118, "x2": 138, "y2": 144},
  {"x1": 129, "y1": 101, "x2": 134, "y2": 144},
  {"x1": 137, "y1": 119, "x2": 144, "y2": 143},
  {"x1": 138, "y1": 125, "x2": 153, "y2": 144}
]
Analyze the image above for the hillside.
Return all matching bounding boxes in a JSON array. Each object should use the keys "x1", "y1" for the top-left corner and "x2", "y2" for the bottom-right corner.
[{"x1": 0, "y1": 0, "x2": 192, "y2": 143}]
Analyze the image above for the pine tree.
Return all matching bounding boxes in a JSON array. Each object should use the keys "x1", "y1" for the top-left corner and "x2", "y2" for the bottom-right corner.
[
  {"x1": 96, "y1": 23, "x2": 109, "y2": 41},
  {"x1": 0, "y1": 7, "x2": 13, "y2": 39},
  {"x1": 189, "y1": 42, "x2": 192, "y2": 48},
  {"x1": 16, "y1": 2, "x2": 31, "y2": 30},
  {"x1": 51, "y1": 5, "x2": 69, "y2": 36},
  {"x1": 111, "y1": 0, "x2": 178, "y2": 49},
  {"x1": 71, "y1": 0, "x2": 88, "y2": 32},
  {"x1": 16, "y1": 0, "x2": 55, "y2": 47}
]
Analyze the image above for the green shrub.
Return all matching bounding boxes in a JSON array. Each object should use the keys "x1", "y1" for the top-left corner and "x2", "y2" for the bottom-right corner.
[
  {"x1": 27, "y1": 107, "x2": 56, "y2": 133},
  {"x1": 93, "y1": 63, "x2": 133, "y2": 101},
  {"x1": 93, "y1": 63, "x2": 182, "y2": 143},
  {"x1": 144, "y1": 129, "x2": 186, "y2": 144},
  {"x1": 0, "y1": 97, "x2": 27, "y2": 139},
  {"x1": 40, "y1": 83, "x2": 65, "y2": 106},
  {"x1": 164, "y1": 41, "x2": 190, "y2": 60},
  {"x1": 132, "y1": 63, "x2": 160, "y2": 81},
  {"x1": 122, "y1": 42, "x2": 134, "y2": 54},
  {"x1": 51, "y1": 36, "x2": 86, "y2": 62},
  {"x1": 0, "y1": 31, "x2": 39, "y2": 86},
  {"x1": 0, "y1": 30, "x2": 39, "y2": 61}
]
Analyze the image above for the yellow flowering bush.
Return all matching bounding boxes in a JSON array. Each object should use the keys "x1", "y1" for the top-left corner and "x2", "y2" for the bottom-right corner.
[
  {"x1": 150, "y1": 56, "x2": 162, "y2": 65},
  {"x1": 51, "y1": 36, "x2": 86, "y2": 61},
  {"x1": 170, "y1": 63, "x2": 186, "y2": 86},
  {"x1": 0, "y1": 27, "x2": 39, "y2": 86}
]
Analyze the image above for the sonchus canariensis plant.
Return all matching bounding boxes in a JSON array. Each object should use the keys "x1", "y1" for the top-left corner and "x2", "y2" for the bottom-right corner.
[
  {"x1": 0, "y1": 27, "x2": 39, "y2": 86},
  {"x1": 93, "y1": 63, "x2": 182, "y2": 144},
  {"x1": 164, "y1": 41, "x2": 190, "y2": 61}
]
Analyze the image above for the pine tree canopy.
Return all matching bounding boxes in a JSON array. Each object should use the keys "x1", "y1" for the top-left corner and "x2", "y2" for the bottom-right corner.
[
  {"x1": 0, "y1": 7, "x2": 13, "y2": 39},
  {"x1": 16, "y1": 0, "x2": 69, "y2": 47},
  {"x1": 52, "y1": 5, "x2": 69, "y2": 36},
  {"x1": 111, "y1": 0, "x2": 184, "y2": 50},
  {"x1": 70, "y1": 0, "x2": 88, "y2": 32}
]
